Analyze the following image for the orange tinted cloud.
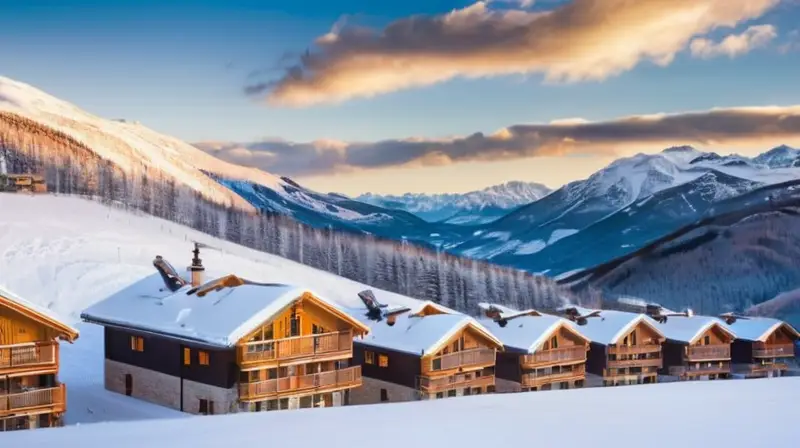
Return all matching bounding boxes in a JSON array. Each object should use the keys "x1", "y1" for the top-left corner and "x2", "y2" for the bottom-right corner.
[{"x1": 246, "y1": 0, "x2": 780, "y2": 107}]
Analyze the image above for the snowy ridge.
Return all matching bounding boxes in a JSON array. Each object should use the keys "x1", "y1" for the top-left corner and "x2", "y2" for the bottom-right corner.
[
  {"x1": 476, "y1": 313, "x2": 588, "y2": 354},
  {"x1": 654, "y1": 315, "x2": 736, "y2": 344}
]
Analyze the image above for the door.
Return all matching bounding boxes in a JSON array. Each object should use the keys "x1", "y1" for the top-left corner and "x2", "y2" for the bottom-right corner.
[{"x1": 125, "y1": 374, "x2": 133, "y2": 396}]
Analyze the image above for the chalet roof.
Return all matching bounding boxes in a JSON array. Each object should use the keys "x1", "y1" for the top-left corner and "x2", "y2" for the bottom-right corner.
[
  {"x1": 80, "y1": 270, "x2": 369, "y2": 348},
  {"x1": 655, "y1": 315, "x2": 736, "y2": 344},
  {"x1": 352, "y1": 305, "x2": 503, "y2": 356},
  {"x1": 0, "y1": 284, "x2": 79, "y2": 341},
  {"x1": 721, "y1": 316, "x2": 800, "y2": 342},
  {"x1": 477, "y1": 313, "x2": 590, "y2": 354},
  {"x1": 576, "y1": 309, "x2": 665, "y2": 345}
]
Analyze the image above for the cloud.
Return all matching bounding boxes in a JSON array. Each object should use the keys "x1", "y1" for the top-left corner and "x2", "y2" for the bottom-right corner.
[
  {"x1": 690, "y1": 24, "x2": 778, "y2": 58},
  {"x1": 246, "y1": 0, "x2": 780, "y2": 107},
  {"x1": 194, "y1": 104, "x2": 800, "y2": 176},
  {"x1": 778, "y1": 29, "x2": 800, "y2": 53}
]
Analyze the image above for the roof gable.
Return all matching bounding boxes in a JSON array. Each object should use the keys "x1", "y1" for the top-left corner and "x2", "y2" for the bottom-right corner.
[
  {"x1": 478, "y1": 313, "x2": 590, "y2": 353},
  {"x1": 0, "y1": 285, "x2": 78, "y2": 342},
  {"x1": 578, "y1": 310, "x2": 665, "y2": 345},
  {"x1": 657, "y1": 316, "x2": 736, "y2": 344},
  {"x1": 723, "y1": 317, "x2": 800, "y2": 342}
]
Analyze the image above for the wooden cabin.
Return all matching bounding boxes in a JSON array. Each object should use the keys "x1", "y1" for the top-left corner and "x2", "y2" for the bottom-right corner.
[
  {"x1": 485, "y1": 312, "x2": 591, "y2": 393},
  {"x1": 1, "y1": 174, "x2": 47, "y2": 193},
  {"x1": 578, "y1": 310, "x2": 665, "y2": 386},
  {"x1": 80, "y1": 250, "x2": 369, "y2": 415},
  {"x1": 656, "y1": 316, "x2": 736, "y2": 381},
  {"x1": 1, "y1": 286, "x2": 78, "y2": 431},
  {"x1": 724, "y1": 317, "x2": 799, "y2": 378},
  {"x1": 349, "y1": 301, "x2": 503, "y2": 404}
]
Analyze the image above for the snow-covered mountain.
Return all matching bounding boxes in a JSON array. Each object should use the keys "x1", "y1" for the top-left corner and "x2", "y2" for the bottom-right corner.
[
  {"x1": 357, "y1": 181, "x2": 552, "y2": 224},
  {"x1": 449, "y1": 145, "x2": 800, "y2": 275}
]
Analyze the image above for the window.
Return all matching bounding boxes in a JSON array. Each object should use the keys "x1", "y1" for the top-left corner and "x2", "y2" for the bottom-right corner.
[
  {"x1": 199, "y1": 351, "x2": 210, "y2": 366},
  {"x1": 447, "y1": 389, "x2": 457, "y2": 397},
  {"x1": 380, "y1": 388, "x2": 388, "y2": 402},
  {"x1": 130, "y1": 336, "x2": 144, "y2": 352},
  {"x1": 365, "y1": 351, "x2": 375, "y2": 365},
  {"x1": 550, "y1": 336, "x2": 558, "y2": 349},
  {"x1": 290, "y1": 315, "x2": 301, "y2": 337},
  {"x1": 631, "y1": 330, "x2": 637, "y2": 346},
  {"x1": 184, "y1": 347, "x2": 191, "y2": 366},
  {"x1": 378, "y1": 354, "x2": 389, "y2": 368},
  {"x1": 704, "y1": 335, "x2": 710, "y2": 345}
]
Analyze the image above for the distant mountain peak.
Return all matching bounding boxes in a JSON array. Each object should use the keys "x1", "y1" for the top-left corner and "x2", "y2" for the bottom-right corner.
[{"x1": 662, "y1": 145, "x2": 697, "y2": 153}]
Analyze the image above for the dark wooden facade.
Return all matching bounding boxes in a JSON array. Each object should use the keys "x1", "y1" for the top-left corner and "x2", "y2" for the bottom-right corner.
[
  {"x1": 353, "y1": 343, "x2": 421, "y2": 389},
  {"x1": 660, "y1": 323, "x2": 733, "y2": 380},
  {"x1": 730, "y1": 323, "x2": 798, "y2": 378},
  {"x1": 586, "y1": 321, "x2": 664, "y2": 386}
]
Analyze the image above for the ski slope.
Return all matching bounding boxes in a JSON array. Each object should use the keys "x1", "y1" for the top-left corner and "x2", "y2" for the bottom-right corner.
[
  {"x1": 8, "y1": 377, "x2": 800, "y2": 447},
  {"x1": 0, "y1": 193, "x2": 422, "y2": 425}
]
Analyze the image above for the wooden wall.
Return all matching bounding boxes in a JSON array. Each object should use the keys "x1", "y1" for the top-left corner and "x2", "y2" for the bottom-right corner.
[
  {"x1": 766, "y1": 325, "x2": 798, "y2": 344},
  {"x1": 104, "y1": 327, "x2": 238, "y2": 389},
  {"x1": 431, "y1": 325, "x2": 495, "y2": 357},
  {"x1": 242, "y1": 297, "x2": 354, "y2": 343},
  {"x1": 353, "y1": 342, "x2": 420, "y2": 389},
  {"x1": 0, "y1": 306, "x2": 58, "y2": 345},
  {"x1": 495, "y1": 351, "x2": 522, "y2": 383},
  {"x1": 586, "y1": 342, "x2": 608, "y2": 376}
]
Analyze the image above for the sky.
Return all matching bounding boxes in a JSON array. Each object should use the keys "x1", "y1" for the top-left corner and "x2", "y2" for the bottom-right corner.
[{"x1": 2, "y1": 0, "x2": 800, "y2": 195}]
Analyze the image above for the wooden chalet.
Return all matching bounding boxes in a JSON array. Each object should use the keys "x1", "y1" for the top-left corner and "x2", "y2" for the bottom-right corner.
[
  {"x1": 723, "y1": 317, "x2": 799, "y2": 378},
  {"x1": 483, "y1": 311, "x2": 591, "y2": 392},
  {"x1": 655, "y1": 315, "x2": 737, "y2": 381},
  {"x1": 577, "y1": 309, "x2": 665, "y2": 386},
  {"x1": 80, "y1": 246, "x2": 370, "y2": 415},
  {"x1": 349, "y1": 301, "x2": 503, "y2": 404},
  {"x1": 1, "y1": 285, "x2": 78, "y2": 431}
]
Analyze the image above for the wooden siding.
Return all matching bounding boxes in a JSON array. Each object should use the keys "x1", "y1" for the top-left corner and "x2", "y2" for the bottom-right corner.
[
  {"x1": 353, "y1": 343, "x2": 421, "y2": 389},
  {"x1": 238, "y1": 331, "x2": 353, "y2": 368},
  {"x1": 0, "y1": 342, "x2": 58, "y2": 376},
  {"x1": 0, "y1": 306, "x2": 61, "y2": 346},
  {"x1": 0, "y1": 384, "x2": 65, "y2": 418},
  {"x1": 422, "y1": 325, "x2": 497, "y2": 375},
  {"x1": 104, "y1": 327, "x2": 239, "y2": 389},
  {"x1": 521, "y1": 364, "x2": 585, "y2": 388},
  {"x1": 495, "y1": 351, "x2": 522, "y2": 383},
  {"x1": 417, "y1": 370, "x2": 495, "y2": 394},
  {"x1": 239, "y1": 366, "x2": 361, "y2": 401}
]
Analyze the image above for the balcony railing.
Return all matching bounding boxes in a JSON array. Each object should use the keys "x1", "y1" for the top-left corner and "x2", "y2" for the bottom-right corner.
[
  {"x1": 0, "y1": 384, "x2": 66, "y2": 416},
  {"x1": 425, "y1": 348, "x2": 495, "y2": 373},
  {"x1": 521, "y1": 365, "x2": 585, "y2": 388},
  {"x1": 685, "y1": 345, "x2": 731, "y2": 362},
  {"x1": 417, "y1": 373, "x2": 495, "y2": 393},
  {"x1": 607, "y1": 357, "x2": 662, "y2": 369},
  {"x1": 669, "y1": 364, "x2": 730, "y2": 377},
  {"x1": 238, "y1": 331, "x2": 353, "y2": 366},
  {"x1": 752, "y1": 344, "x2": 795, "y2": 358},
  {"x1": 607, "y1": 344, "x2": 661, "y2": 356},
  {"x1": 0, "y1": 342, "x2": 58, "y2": 371},
  {"x1": 732, "y1": 363, "x2": 789, "y2": 375},
  {"x1": 521, "y1": 346, "x2": 586, "y2": 367},
  {"x1": 239, "y1": 366, "x2": 361, "y2": 400}
]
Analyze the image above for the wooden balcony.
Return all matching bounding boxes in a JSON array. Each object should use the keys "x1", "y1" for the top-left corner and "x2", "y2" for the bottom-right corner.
[
  {"x1": 732, "y1": 363, "x2": 789, "y2": 376},
  {"x1": 607, "y1": 344, "x2": 661, "y2": 356},
  {"x1": 607, "y1": 357, "x2": 662, "y2": 369},
  {"x1": 417, "y1": 372, "x2": 495, "y2": 394},
  {"x1": 238, "y1": 331, "x2": 353, "y2": 367},
  {"x1": 521, "y1": 346, "x2": 587, "y2": 368},
  {"x1": 521, "y1": 365, "x2": 585, "y2": 388},
  {"x1": 685, "y1": 345, "x2": 730, "y2": 362},
  {"x1": 0, "y1": 384, "x2": 66, "y2": 417},
  {"x1": 424, "y1": 348, "x2": 495, "y2": 374},
  {"x1": 752, "y1": 344, "x2": 795, "y2": 358},
  {"x1": 0, "y1": 342, "x2": 58, "y2": 374},
  {"x1": 669, "y1": 364, "x2": 730, "y2": 377},
  {"x1": 239, "y1": 366, "x2": 361, "y2": 400}
]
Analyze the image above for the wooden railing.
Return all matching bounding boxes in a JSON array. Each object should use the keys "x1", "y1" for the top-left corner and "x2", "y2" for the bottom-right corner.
[
  {"x1": 238, "y1": 331, "x2": 353, "y2": 365},
  {"x1": 685, "y1": 345, "x2": 731, "y2": 361},
  {"x1": 669, "y1": 364, "x2": 730, "y2": 377},
  {"x1": 238, "y1": 366, "x2": 361, "y2": 400},
  {"x1": 418, "y1": 373, "x2": 495, "y2": 393},
  {"x1": 752, "y1": 344, "x2": 795, "y2": 358},
  {"x1": 0, "y1": 384, "x2": 65, "y2": 415},
  {"x1": 0, "y1": 342, "x2": 58, "y2": 371},
  {"x1": 607, "y1": 357, "x2": 662, "y2": 369},
  {"x1": 607, "y1": 344, "x2": 661, "y2": 355},
  {"x1": 732, "y1": 363, "x2": 789, "y2": 375},
  {"x1": 426, "y1": 348, "x2": 495, "y2": 372},
  {"x1": 521, "y1": 365, "x2": 585, "y2": 388},
  {"x1": 522, "y1": 346, "x2": 586, "y2": 366}
]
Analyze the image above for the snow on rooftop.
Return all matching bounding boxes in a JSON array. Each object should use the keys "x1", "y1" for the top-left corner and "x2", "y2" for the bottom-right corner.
[
  {"x1": 576, "y1": 309, "x2": 663, "y2": 345},
  {"x1": 0, "y1": 283, "x2": 78, "y2": 337},
  {"x1": 477, "y1": 313, "x2": 586, "y2": 353},
  {"x1": 722, "y1": 316, "x2": 800, "y2": 342},
  {"x1": 81, "y1": 270, "x2": 351, "y2": 347},
  {"x1": 654, "y1": 315, "x2": 735, "y2": 343},
  {"x1": 8, "y1": 377, "x2": 800, "y2": 447}
]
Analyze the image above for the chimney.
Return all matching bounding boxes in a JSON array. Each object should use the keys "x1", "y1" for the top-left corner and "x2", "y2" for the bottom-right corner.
[{"x1": 189, "y1": 243, "x2": 205, "y2": 287}]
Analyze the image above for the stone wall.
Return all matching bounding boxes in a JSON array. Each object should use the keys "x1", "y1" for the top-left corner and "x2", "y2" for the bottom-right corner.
[
  {"x1": 105, "y1": 359, "x2": 181, "y2": 410},
  {"x1": 349, "y1": 377, "x2": 418, "y2": 405}
]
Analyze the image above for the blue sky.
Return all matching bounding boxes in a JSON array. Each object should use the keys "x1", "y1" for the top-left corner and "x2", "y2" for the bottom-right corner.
[{"x1": 2, "y1": 0, "x2": 800, "y2": 194}]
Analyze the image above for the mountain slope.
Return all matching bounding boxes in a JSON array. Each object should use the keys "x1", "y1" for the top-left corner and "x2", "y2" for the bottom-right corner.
[
  {"x1": 357, "y1": 181, "x2": 552, "y2": 224},
  {"x1": 560, "y1": 184, "x2": 800, "y2": 315}
]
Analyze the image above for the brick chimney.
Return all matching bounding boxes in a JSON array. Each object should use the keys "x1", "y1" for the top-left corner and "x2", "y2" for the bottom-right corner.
[{"x1": 189, "y1": 242, "x2": 205, "y2": 287}]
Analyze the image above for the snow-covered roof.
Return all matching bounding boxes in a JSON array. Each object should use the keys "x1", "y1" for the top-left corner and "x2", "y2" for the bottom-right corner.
[
  {"x1": 353, "y1": 308, "x2": 503, "y2": 356},
  {"x1": 576, "y1": 309, "x2": 664, "y2": 345},
  {"x1": 0, "y1": 284, "x2": 79, "y2": 341},
  {"x1": 477, "y1": 313, "x2": 589, "y2": 354},
  {"x1": 721, "y1": 316, "x2": 800, "y2": 342},
  {"x1": 655, "y1": 315, "x2": 736, "y2": 344},
  {"x1": 81, "y1": 270, "x2": 368, "y2": 347}
]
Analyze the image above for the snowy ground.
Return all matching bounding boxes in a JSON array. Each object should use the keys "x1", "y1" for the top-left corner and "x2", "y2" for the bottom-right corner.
[
  {"x1": 7, "y1": 377, "x2": 800, "y2": 447},
  {"x1": 0, "y1": 194, "x2": 421, "y2": 425}
]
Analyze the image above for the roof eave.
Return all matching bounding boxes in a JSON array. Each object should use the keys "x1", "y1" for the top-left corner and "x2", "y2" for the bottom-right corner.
[{"x1": 80, "y1": 313, "x2": 231, "y2": 349}]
